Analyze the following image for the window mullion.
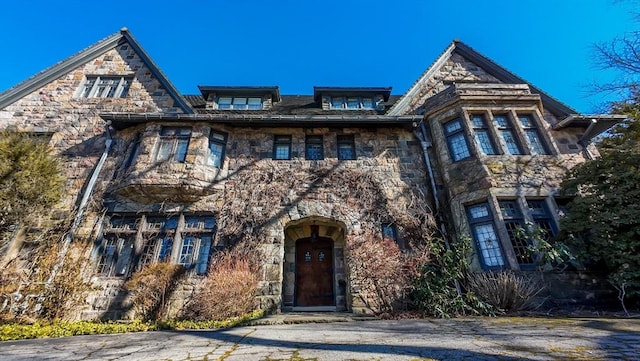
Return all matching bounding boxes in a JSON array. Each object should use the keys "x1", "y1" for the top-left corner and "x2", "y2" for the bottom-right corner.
[{"x1": 508, "y1": 110, "x2": 529, "y2": 154}]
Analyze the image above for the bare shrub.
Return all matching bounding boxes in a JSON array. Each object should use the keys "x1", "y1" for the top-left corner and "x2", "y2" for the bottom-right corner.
[
  {"x1": 185, "y1": 248, "x2": 260, "y2": 321},
  {"x1": 125, "y1": 263, "x2": 185, "y2": 320},
  {"x1": 206, "y1": 160, "x2": 439, "y2": 315},
  {"x1": 466, "y1": 271, "x2": 544, "y2": 313},
  {"x1": 346, "y1": 231, "x2": 411, "y2": 313},
  {"x1": 38, "y1": 242, "x2": 93, "y2": 320},
  {"x1": 0, "y1": 262, "x2": 22, "y2": 321}
]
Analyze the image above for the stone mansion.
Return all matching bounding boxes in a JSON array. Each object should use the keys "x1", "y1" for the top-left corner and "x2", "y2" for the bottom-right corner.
[{"x1": 0, "y1": 28, "x2": 623, "y2": 318}]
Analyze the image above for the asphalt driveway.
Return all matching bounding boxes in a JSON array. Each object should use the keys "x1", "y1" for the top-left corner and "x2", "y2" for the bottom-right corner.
[{"x1": 0, "y1": 317, "x2": 638, "y2": 360}]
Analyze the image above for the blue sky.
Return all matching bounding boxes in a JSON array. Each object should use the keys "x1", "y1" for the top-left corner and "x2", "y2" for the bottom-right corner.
[{"x1": 1, "y1": 0, "x2": 636, "y2": 113}]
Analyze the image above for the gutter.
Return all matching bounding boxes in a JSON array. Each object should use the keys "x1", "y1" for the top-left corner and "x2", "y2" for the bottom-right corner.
[{"x1": 101, "y1": 112, "x2": 424, "y2": 130}]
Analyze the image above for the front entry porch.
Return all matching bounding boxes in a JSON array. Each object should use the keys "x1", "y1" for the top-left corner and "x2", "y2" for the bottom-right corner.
[{"x1": 282, "y1": 216, "x2": 348, "y2": 312}]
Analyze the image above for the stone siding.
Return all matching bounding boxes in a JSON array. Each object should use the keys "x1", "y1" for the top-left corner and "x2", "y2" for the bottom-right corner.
[
  {"x1": 0, "y1": 44, "x2": 183, "y2": 213},
  {"x1": 81, "y1": 124, "x2": 429, "y2": 318}
]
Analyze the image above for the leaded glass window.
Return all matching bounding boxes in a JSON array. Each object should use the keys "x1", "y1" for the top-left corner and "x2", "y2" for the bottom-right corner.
[
  {"x1": 273, "y1": 135, "x2": 292, "y2": 160},
  {"x1": 337, "y1": 135, "x2": 356, "y2": 160},
  {"x1": 471, "y1": 114, "x2": 497, "y2": 155},
  {"x1": 467, "y1": 203, "x2": 506, "y2": 269},
  {"x1": 499, "y1": 200, "x2": 532, "y2": 266},
  {"x1": 305, "y1": 135, "x2": 324, "y2": 160},
  {"x1": 494, "y1": 115, "x2": 523, "y2": 155},
  {"x1": 444, "y1": 119, "x2": 471, "y2": 161},
  {"x1": 518, "y1": 115, "x2": 548, "y2": 155}
]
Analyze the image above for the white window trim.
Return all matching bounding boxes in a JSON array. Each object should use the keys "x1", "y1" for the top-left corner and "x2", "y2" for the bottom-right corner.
[
  {"x1": 329, "y1": 96, "x2": 377, "y2": 110},
  {"x1": 216, "y1": 96, "x2": 263, "y2": 110},
  {"x1": 76, "y1": 75, "x2": 132, "y2": 99}
]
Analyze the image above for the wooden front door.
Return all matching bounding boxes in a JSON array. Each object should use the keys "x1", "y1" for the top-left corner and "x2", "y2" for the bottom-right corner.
[{"x1": 295, "y1": 238, "x2": 334, "y2": 306}]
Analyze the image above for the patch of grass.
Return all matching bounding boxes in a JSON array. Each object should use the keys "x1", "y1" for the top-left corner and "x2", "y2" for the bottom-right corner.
[{"x1": 0, "y1": 310, "x2": 264, "y2": 341}]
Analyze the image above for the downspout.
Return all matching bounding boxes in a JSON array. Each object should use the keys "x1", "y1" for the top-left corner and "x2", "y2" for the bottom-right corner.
[
  {"x1": 578, "y1": 118, "x2": 598, "y2": 160},
  {"x1": 413, "y1": 120, "x2": 462, "y2": 296},
  {"x1": 46, "y1": 129, "x2": 113, "y2": 285}
]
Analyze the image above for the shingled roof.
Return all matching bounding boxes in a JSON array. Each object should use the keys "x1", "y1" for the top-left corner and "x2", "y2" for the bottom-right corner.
[{"x1": 183, "y1": 94, "x2": 402, "y2": 115}]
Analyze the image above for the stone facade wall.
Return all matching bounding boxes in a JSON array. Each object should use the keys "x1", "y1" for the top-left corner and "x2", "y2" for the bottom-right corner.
[
  {"x1": 399, "y1": 53, "x2": 502, "y2": 115},
  {"x1": 423, "y1": 83, "x2": 596, "y2": 271},
  {"x1": 80, "y1": 123, "x2": 430, "y2": 318},
  {"x1": 0, "y1": 44, "x2": 183, "y2": 213}
]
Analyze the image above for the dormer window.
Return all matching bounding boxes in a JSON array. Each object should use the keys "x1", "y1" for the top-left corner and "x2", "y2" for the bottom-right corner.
[
  {"x1": 330, "y1": 96, "x2": 375, "y2": 110},
  {"x1": 217, "y1": 97, "x2": 263, "y2": 110}
]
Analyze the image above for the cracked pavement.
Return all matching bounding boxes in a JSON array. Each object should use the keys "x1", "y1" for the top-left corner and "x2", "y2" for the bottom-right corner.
[{"x1": 1, "y1": 317, "x2": 639, "y2": 360}]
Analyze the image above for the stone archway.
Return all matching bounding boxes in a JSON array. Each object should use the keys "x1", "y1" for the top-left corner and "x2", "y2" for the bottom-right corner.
[{"x1": 282, "y1": 216, "x2": 348, "y2": 311}]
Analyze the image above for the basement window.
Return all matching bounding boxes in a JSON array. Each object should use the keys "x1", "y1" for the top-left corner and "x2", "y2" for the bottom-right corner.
[{"x1": 78, "y1": 76, "x2": 132, "y2": 98}]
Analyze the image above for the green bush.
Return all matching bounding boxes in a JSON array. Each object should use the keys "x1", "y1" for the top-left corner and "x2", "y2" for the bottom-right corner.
[{"x1": 412, "y1": 238, "x2": 494, "y2": 318}]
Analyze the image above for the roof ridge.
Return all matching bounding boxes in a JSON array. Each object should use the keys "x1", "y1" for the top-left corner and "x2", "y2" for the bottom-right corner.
[
  {"x1": 121, "y1": 30, "x2": 192, "y2": 113},
  {"x1": 0, "y1": 28, "x2": 193, "y2": 114},
  {"x1": 387, "y1": 40, "x2": 457, "y2": 116},
  {"x1": 453, "y1": 41, "x2": 577, "y2": 116}
]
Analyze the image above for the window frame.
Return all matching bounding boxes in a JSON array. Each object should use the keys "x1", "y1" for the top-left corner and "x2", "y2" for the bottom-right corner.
[
  {"x1": 337, "y1": 135, "x2": 356, "y2": 160},
  {"x1": 305, "y1": 135, "x2": 324, "y2": 160},
  {"x1": 97, "y1": 213, "x2": 217, "y2": 277},
  {"x1": 155, "y1": 127, "x2": 192, "y2": 163},
  {"x1": 273, "y1": 135, "x2": 292, "y2": 160},
  {"x1": 517, "y1": 114, "x2": 549, "y2": 155},
  {"x1": 498, "y1": 200, "x2": 534, "y2": 267},
  {"x1": 216, "y1": 96, "x2": 263, "y2": 110},
  {"x1": 77, "y1": 75, "x2": 132, "y2": 99},
  {"x1": 526, "y1": 199, "x2": 558, "y2": 237},
  {"x1": 466, "y1": 202, "x2": 507, "y2": 270},
  {"x1": 329, "y1": 96, "x2": 375, "y2": 110},
  {"x1": 470, "y1": 114, "x2": 498, "y2": 155},
  {"x1": 97, "y1": 215, "x2": 138, "y2": 277},
  {"x1": 443, "y1": 118, "x2": 472, "y2": 162},
  {"x1": 208, "y1": 130, "x2": 227, "y2": 168},
  {"x1": 493, "y1": 114, "x2": 524, "y2": 155},
  {"x1": 381, "y1": 222, "x2": 405, "y2": 249}
]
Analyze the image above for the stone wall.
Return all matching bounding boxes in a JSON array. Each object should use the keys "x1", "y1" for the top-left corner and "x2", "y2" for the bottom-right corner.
[
  {"x1": 399, "y1": 52, "x2": 502, "y2": 115},
  {"x1": 80, "y1": 123, "x2": 432, "y2": 318},
  {"x1": 0, "y1": 45, "x2": 183, "y2": 214}
]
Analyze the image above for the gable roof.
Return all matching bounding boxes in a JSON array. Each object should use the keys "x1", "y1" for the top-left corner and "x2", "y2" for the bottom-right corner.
[
  {"x1": 0, "y1": 28, "x2": 193, "y2": 113},
  {"x1": 387, "y1": 40, "x2": 577, "y2": 118}
]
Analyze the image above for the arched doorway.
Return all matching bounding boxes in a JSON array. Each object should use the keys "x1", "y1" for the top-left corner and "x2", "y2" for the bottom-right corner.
[
  {"x1": 283, "y1": 216, "x2": 347, "y2": 311},
  {"x1": 295, "y1": 237, "x2": 334, "y2": 306}
]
